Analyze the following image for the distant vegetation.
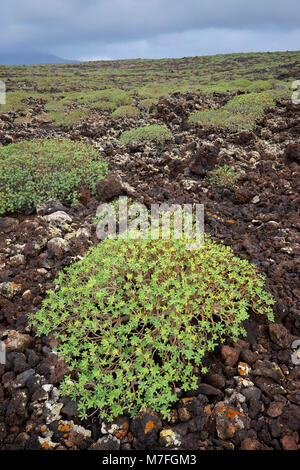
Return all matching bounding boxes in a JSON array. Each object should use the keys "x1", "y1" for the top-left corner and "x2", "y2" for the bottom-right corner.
[{"x1": 0, "y1": 50, "x2": 298, "y2": 133}]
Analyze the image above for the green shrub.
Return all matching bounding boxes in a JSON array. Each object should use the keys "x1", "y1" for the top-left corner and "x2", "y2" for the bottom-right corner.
[
  {"x1": 76, "y1": 89, "x2": 133, "y2": 111},
  {"x1": 0, "y1": 139, "x2": 108, "y2": 214},
  {"x1": 224, "y1": 92, "x2": 275, "y2": 115},
  {"x1": 138, "y1": 98, "x2": 158, "y2": 111},
  {"x1": 48, "y1": 108, "x2": 88, "y2": 126},
  {"x1": 188, "y1": 91, "x2": 276, "y2": 131},
  {"x1": 137, "y1": 85, "x2": 169, "y2": 99},
  {"x1": 0, "y1": 91, "x2": 28, "y2": 113},
  {"x1": 111, "y1": 105, "x2": 140, "y2": 118},
  {"x1": 29, "y1": 233, "x2": 275, "y2": 421},
  {"x1": 188, "y1": 108, "x2": 256, "y2": 130},
  {"x1": 206, "y1": 165, "x2": 240, "y2": 187},
  {"x1": 120, "y1": 124, "x2": 172, "y2": 145},
  {"x1": 44, "y1": 100, "x2": 71, "y2": 112}
]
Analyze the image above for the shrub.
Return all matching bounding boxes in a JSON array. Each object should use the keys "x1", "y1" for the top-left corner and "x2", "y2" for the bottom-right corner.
[
  {"x1": 0, "y1": 139, "x2": 108, "y2": 214},
  {"x1": 29, "y1": 233, "x2": 275, "y2": 421},
  {"x1": 120, "y1": 124, "x2": 172, "y2": 145},
  {"x1": 188, "y1": 109, "x2": 256, "y2": 130},
  {"x1": 206, "y1": 165, "x2": 240, "y2": 187},
  {"x1": 48, "y1": 108, "x2": 88, "y2": 126},
  {"x1": 224, "y1": 92, "x2": 275, "y2": 115},
  {"x1": 76, "y1": 89, "x2": 133, "y2": 111},
  {"x1": 137, "y1": 85, "x2": 169, "y2": 99},
  {"x1": 111, "y1": 105, "x2": 140, "y2": 118},
  {"x1": 138, "y1": 98, "x2": 158, "y2": 111},
  {"x1": 188, "y1": 91, "x2": 276, "y2": 131},
  {"x1": 0, "y1": 91, "x2": 28, "y2": 113}
]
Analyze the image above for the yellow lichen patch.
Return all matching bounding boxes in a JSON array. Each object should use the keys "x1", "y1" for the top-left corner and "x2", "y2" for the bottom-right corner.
[
  {"x1": 226, "y1": 219, "x2": 235, "y2": 224},
  {"x1": 204, "y1": 405, "x2": 212, "y2": 416},
  {"x1": 58, "y1": 423, "x2": 70, "y2": 433},
  {"x1": 144, "y1": 420, "x2": 155, "y2": 434}
]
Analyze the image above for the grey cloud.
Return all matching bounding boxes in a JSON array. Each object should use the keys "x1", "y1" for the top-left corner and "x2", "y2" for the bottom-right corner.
[{"x1": 1, "y1": 0, "x2": 300, "y2": 59}]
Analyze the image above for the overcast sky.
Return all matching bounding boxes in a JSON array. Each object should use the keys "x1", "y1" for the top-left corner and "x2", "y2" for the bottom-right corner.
[{"x1": 1, "y1": 0, "x2": 300, "y2": 60}]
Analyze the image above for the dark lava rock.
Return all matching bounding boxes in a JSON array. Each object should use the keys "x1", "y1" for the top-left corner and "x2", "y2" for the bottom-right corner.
[
  {"x1": 267, "y1": 402, "x2": 285, "y2": 418},
  {"x1": 255, "y1": 376, "x2": 286, "y2": 398},
  {"x1": 269, "y1": 323, "x2": 293, "y2": 349},
  {"x1": 278, "y1": 407, "x2": 300, "y2": 433},
  {"x1": 189, "y1": 142, "x2": 219, "y2": 176},
  {"x1": 241, "y1": 386, "x2": 261, "y2": 403},
  {"x1": 0, "y1": 217, "x2": 19, "y2": 234},
  {"x1": 233, "y1": 189, "x2": 253, "y2": 204},
  {"x1": 221, "y1": 345, "x2": 240, "y2": 367},
  {"x1": 281, "y1": 434, "x2": 299, "y2": 450},
  {"x1": 284, "y1": 142, "x2": 300, "y2": 163},
  {"x1": 196, "y1": 383, "x2": 223, "y2": 396},
  {"x1": 36, "y1": 199, "x2": 67, "y2": 216},
  {"x1": 206, "y1": 373, "x2": 226, "y2": 390},
  {"x1": 96, "y1": 172, "x2": 124, "y2": 201},
  {"x1": 61, "y1": 400, "x2": 78, "y2": 419},
  {"x1": 130, "y1": 409, "x2": 162, "y2": 449},
  {"x1": 240, "y1": 437, "x2": 261, "y2": 450},
  {"x1": 89, "y1": 435, "x2": 120, "y2": 450},
  {"x1": 15, "y1": 369, "x2": 35, "y2": 388}
]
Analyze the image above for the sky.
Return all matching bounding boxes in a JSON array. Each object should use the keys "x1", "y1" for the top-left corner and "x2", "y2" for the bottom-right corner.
[{"x1": 1, "y1": 0, "x2": 300, "y2": 61}]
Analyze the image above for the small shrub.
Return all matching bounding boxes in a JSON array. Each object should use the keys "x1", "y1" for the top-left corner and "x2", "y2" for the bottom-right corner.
[
  {"x1": 111, "y1": 105, "x2": 139, "y2": 118},
  {"x1": 0, "y1": 91, "x2": 28, "y2": 113},
  {"x1": 120, "y1": 124, "x2": 172, "y2": 145},
  {"x1": 206, "y1": 165, "x2": 240, "y2": 187},
  {"x1": 0, "y1": 139, "x2": 108, "y2": 214},
  {"x1": 48, "y1": 108, "x2": 88, "y2": 126},
  {"x1": 138, "y1": 98, "x2": 158, "y2": 112},
  {"x1": 29, "y1": 233, "x2": 275, "y2": 421},
  {"x1": 76, "y1": 89, "x2": 133, "y2": 111},
  {"x1": 137, "y1": 85, "x2": 169, "y2": 99}
]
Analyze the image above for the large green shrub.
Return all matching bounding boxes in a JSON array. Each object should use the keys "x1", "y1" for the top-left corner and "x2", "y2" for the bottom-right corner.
[
  {"x1": 188, "y1": 91, "x2": 276, "y2": 130},
  {"x1": 0, "y1": 139, "x2": 108, "y2": 214},
  {"x1": 120, "y1": 124, "x2": 172, "y2": 145},
  {"x1": 30, "y1": 233, "x2": 275, "y2": 421},
  {"x1": 224, "y1": 91, "x2": 275, "y2": 114}
]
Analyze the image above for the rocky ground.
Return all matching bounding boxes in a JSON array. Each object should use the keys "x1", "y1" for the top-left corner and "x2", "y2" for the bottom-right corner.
[{"x1": 0, "y1": 91, "x2": 299, "y2": 450}]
